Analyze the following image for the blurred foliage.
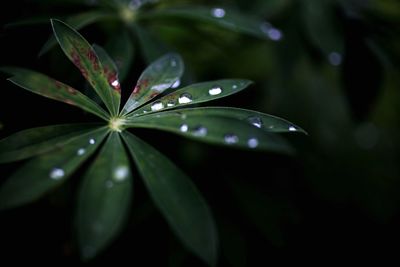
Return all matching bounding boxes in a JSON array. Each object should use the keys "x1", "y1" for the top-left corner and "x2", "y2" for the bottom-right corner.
[{"x1": 1, "y1": 0, "x2": 400, "y2": 266}]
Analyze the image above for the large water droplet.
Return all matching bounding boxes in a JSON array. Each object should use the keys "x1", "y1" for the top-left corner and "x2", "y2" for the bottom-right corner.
[
  {"x1": 178, "y1": 93, "x2": 192, "y2": 104},
  {"x1": 193, "y1": 126, "x2": 207, "y2": 137},
  {"x1": 328, "y1": 52, "x2": 342, "y2": 66},
  {"x1": 113, "y1": 166, "x2": 129, "y2": 182},
  {"x1": 248, "y1": 116, "x2": 263, "y2": 128},
  {"x1": 211, "y1": 8, "x2": 225, "y2": 18},
  {"x1": 151, "y1": 101, "x2": 164, "y2": 111},
  {"x1": 167, "y1": 99, "x2": 176, "y2": 107},
  {"x1": 180, "y1": 124, "x2": 189, "y2": 132},
  {"x1": 171, "y1": 79, "x2": 180, "y2": 88},
  {"x1": 224, "y1": 134, "x2": 239, "y2": 144},
  {"x1": 288, "y1": 126, "x2": 297, "y2": 131},
  {"x1": 89, "y1": 138, "x2": 96, "y2": 145},
  {"x1": 77, "y1": 148, "x2": 86, "y2": 156},
  {"x1": 208, "y1": 86, "x2": 222, "y2": 96},
  {"x1": 247, "y1": 138, "x2": 259, "y2": 148},
  {"x1": 50, "y1": 168, "x2": 65, "y2": 180}
]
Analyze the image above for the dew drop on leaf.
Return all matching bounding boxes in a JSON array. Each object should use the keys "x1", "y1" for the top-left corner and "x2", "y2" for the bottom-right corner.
[
  {"x1": 260, "y1": 22, "x2": 283, "y2": 41},
  {"x1": 247, "y1": 138, "x2": 259, "y2": 148},
  {"x1": 211, "y1": 8, "x2": 226, "y2": 18},
  {"x1": 180, "y1": 124, "x2": 189, "y2": 133},
  {"x1": 193, "y1": 126, "x2": 207, "y2": 137},
  {"x1": 111, "y1": 79, "x2": 120, "y2": 87},
  {"x1": 248, "y1": 116, "x2": 263, "y2": 128},
  {"x1": 289, "y1": 126, "x2": 297, "y2": 131},
  {"x1": 77, "y1": 148, "x2": 86, "y2": 156},
  {"x1": 151, "y1": 101, "x2": 164, "y2": 111},
  {"x1": 171, "y1": 79, "x2": 181, "y2": 88},
  {"x1": 208, "y1": 86, "x2": 222, "y2": 96},
  {"x1": 167, "y1": 99, "x2": 176, "y2": 107},
  {"x1": 49, "y1": 168, "x2": 65, "y2": 180},
  {"x1": 178, "y1": 93, "x2": 193, "y2": 104},
  {"x1": 224, "y1": 134, "x2": 239, "y2": 144},
  {"x1": 89, "y1": 138, "x2": 96, "y2": 144},
  {"x1": 113, "y1": 166, "x2": 129, "y2": 182},
  {"x1": 232, "y1": 84, "x2": 238, "y2": 89}
]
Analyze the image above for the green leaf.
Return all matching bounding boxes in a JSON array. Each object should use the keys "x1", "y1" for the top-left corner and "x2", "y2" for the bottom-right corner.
[
  {"x1": 2, "y1": 67, "x2": 109, "y2": 120},
  {"x1": 40, "y1": 11, "x2": 113, "y2": 56},
  {"x1": 120, "y1": 53, "x2": 184, "y2": 115},
  {"x1": 76, "y1": 133, "x2": 132, "y2": 260},
  {"x1": 122, "y1": 132, "x2": 218, "y2": 266},
  {"x1": 145, "y1": 6, "x2": 269, "y2": 40},
  {"x1": 126, "y1": 80, "x2": 253, "y2": 118},
  {"x1": 0, "y1": 123, "x2": 102, "y2": 163},
  {"x1": 0, "y1": 127, "x2": 108, "y2": 210},
  {"x1": 93, "y1": 44, "x2": 121, "y2": 93},
  {"x1": 51, "y1": 19, "x2": 120, "y2": 116},
  {"x1": 125, "y1": 108, "x2": 294, "y2": 153},
  {"x1": 105, "y1": 29, "x2": 134, "y2": 81}
]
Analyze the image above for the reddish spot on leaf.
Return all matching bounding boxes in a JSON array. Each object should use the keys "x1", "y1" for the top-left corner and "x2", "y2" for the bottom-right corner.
[
  {"x1": 64, "y1": 99, "x2": 76, "y2": 106},
  {"x1": 72, "y1": 50, "x2": 88, "y2": 78},
  {"x1": 133, "y1": 79, "x2": 149, "y2": 94},
  {"x1": 67, "y1": 87, "x2": 78, "y2": 95},
  {"x1": 54, "y1": 80, "x2": 63, "y2": 89},
  {"x1": 87, "y1": 50, "x2": 100, "y2": 71}
]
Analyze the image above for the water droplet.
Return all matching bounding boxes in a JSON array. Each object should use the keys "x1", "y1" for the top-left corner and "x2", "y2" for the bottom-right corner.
[
  {"x1": 260, "y1": 22, "x2": 283, "y2": 41},
  {"x1": 328, "y1": 52, "x2": 342, "y2": 66},
  {"x1": 111, "y1": 79, "x2": 119, "y2": 87},
  {"x1": 289, "y1": 126, "x2": 296, "y2": 131},
  {"x1": 224, "y1": 134, "x2": 239, "y2": 144},
  {"x1": 89, "y1": 138, "x2": 96, "y2": 145},
  {"x1": 211, "y1": 8, "x2": 225, "y2": 18},
  {"x1": 180, "y1": 124, "x2": 189, "y2": 132},
  {"x1": 105, "y1": 180, "x2": 114, "y2": 188},
  {"x1": 167, "y1": 99, "x2": 176, "y2": 107},
  {"x1": 50, "y1": 168, "x2": 65, "y2": 180},
  {"x1": 248, "y1": 117, "x2": 263, "y2": 128},
  {"x1": 178, "y1": 93, "x2": 192, "y2": 104},
  {"x1": 77, "y1": 148, "x2": 86, "y2": 156},
  {"x1": 171, "y1": 79, "x2": 180, "y2": 88},
  {"x1": 208, "y1": 86, "x2": 222, "y2": 96},
  {"x1": 113, "y1": 166, "x2": 129, "y2": 182},
  {"x1": 232, "y1": 84, "x2": 238, "y2": 89},
  {"x1": 151, "y1": 101, "x2": 164, "y2": 111},
  {"x1": 247, "y1": 138, "x2": 259, "y2": 148},
  {"x1": 193, "y1": 126, "x2": 207, "y2": 137}
]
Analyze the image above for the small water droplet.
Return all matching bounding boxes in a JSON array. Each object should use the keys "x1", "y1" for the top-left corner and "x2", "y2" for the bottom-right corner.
[
  {"x1": 105, "y1": 180, "x2": 114, "y2": 188},
  {"x1": 193, "y1": 126, "x2": 207, "y2": 137},
  {"x1": 328, "y1": 52, "x2": 342, "y2": 66},
  {"x1": 260, "y1": 22, "x2": 283, "y2": 41},
  {"x1": 178, "y1": 93, "x2": 192, "y2": 104},
  {"x1": 171, "y1": 79, "x2": 180, "y2": 88},
  {"x1": 113, "y1": 166, "x2": 129, "y2": 182},
  {"x1": 77, "y1": 148, "x2": 86, "y2": 156},
  {"x1": 248, "y1": 117, "x2": 263, "y2": 128},
  {"x1": 289, "y1": 126, "x2": 296, "y2": 131},
  {"x1": 208, "y1": 86, "x2": 222, "y2": 96},
  {"x1": 50, "y1": 168, "x2": 65, "y2": 180},
  {"x1": 89, "y1": 138, "x2": 96, "y2": 145},
  {"x1": 232, "y1": 84, "x2": 238, "y2": 89},
  {"x1": 111, "y1": 79, "x2": 119, "y2": 87},
  {"x1": 167, "y1": 99, "x2": 176, "y2": 107},
  {"x1": 211, "y1": 8, "x2": 225, "y2": 18},
  {"x1": 248, "y1": 138, "x2": 259, "y2": 148},
  {"x1": 151, "y1": 101, "x2": 164, "y2": 111},
  {"x1": 180, "y1": 124, "x2": 189, "y2": 132},
  {"x1": 224, "y1": 134, "x2": 239, "y2": 144}
]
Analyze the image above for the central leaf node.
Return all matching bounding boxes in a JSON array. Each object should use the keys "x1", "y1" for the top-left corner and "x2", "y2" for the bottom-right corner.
[{"x1": 109, "y1": 117, "x2": 125, "y2": 132}]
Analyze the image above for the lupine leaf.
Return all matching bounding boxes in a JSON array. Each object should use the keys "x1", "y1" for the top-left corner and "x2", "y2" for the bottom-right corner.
[
  {"x1": 0, "y1": 127, "x2": 108, "y2": 210},
  {"x1": 40, "y1": 11, "x2": 114, "y2": 56},
  {"x1": 51, "y1": 19, "x2": 120, "y2": 116},
  {"x1": 122, "y1": 132, "x2": 218, "y2": 266},
  {"x1": 126, "y1": 80, "x2": 253, "y2": 117},
  {"x1": 144, "y1": 6, "x2": 269, "y2": 40},
  {"x1": 2, "y1": 67, "x2": 109, "y2": 120},
  {"x1": 93, "y1": 44, "x2": 121, "y2": 93},
  {"x1": 76, "y1": 133, "x2": 132, "y2": 260},
  {"x1": 120, "y1": 53, "x2": 183, "y2": 115},
  {"x1": 124, "y1": 109, "x2": 294, "y2": 153},
  {"x1": 0, "y1": 123, "x2": 102, "y2": 163}
]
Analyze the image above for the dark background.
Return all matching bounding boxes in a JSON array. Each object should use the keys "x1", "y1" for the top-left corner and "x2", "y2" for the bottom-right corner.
[{"x1": 1, "y1": 0, "x2": 400, "y2": 265}]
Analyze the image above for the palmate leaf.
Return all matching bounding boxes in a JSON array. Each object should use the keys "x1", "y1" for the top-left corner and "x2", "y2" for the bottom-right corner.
[
  {"x1": 0, "y1": 123, "x2": 101, "y2": 163},
  {"x1": 1, "y1": 67, "x2": 109, "y2": 120},
  {"x1": 51, "y1": 19, "x2": 120, "y2": 116},
  {"x1": 121, "y1": 53, "x2": 184, "y2": 115},
  {"x1": 126, "y1": 79, "x2": 253, "y2": 118},
  {"x1": 76, "y1": 132, "x2": 132, "y2": 260},
  {"x1": 0, "y1": 127, "x2": 108, "y2": 210},
  {"x1": 122, "y1": 132, "x2": 218, "y2": 266},
  {"x1": 125, "y1": 109, "x2": 294, "y2": 153}
]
